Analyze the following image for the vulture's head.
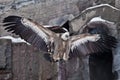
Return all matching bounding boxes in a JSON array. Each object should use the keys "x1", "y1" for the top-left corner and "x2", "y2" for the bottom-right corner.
[{"x1": 61, "y1": 32, "x2": 70, "y2": 41}]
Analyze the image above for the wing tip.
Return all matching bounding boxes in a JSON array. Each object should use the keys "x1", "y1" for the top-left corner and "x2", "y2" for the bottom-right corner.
[{"x1": 3, "y1": 15, "x2": 21, "y2": 23}]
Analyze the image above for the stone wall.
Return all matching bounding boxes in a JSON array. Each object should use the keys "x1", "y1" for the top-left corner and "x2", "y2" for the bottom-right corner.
[{"x1": 0, "y1": 39, "x2": 57, "y2": 80}]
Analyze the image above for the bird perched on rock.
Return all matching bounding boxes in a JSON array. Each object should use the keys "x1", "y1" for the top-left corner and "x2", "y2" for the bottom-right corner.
[{"x1": 2, "y1": 15, "x2": 117, "y2": 62}]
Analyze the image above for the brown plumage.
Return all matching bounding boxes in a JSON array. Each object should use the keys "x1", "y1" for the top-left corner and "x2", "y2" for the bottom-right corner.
[{"x1": 2, "y1": 16, "x2": 117, "y2": 61}]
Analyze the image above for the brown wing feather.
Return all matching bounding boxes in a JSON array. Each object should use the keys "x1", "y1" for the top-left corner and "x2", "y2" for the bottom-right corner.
[
  {"x1": 70, "y1": 33, "x2": 117, "y2": 57},
  {"x1": 3, "y1": 15, "x2": 55, "y2": 52}
]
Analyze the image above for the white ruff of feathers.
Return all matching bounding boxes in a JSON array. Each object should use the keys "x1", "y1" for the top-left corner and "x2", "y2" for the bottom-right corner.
[{"x1": 61, "y1": 32, "x2": 70, "y2": 41}]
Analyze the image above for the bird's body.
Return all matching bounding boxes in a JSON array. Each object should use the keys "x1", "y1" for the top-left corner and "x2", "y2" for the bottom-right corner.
[
  {"x1": 52, "y1": 37, "x2": 70, "y2": 60},
  {"x1": 2, "y1": 15, "x2": 117, "y2": 62},
  {"x1": 22, "y1": 17, "x2": 71, "y2": 61},
  {"x1": 48, "y1": 32, "x2": 100, "y2": 61}
]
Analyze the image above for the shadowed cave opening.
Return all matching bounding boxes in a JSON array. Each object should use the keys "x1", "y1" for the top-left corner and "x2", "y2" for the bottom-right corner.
[{"x1": 89, "y1": 50, "x2": 114, "y2": 80}]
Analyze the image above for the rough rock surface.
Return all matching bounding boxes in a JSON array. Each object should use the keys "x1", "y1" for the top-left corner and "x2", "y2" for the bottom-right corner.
[
  {"x1": 0, "y1": 39, "x2": 12, "y2": 80},
  {"x1": 12, "y1": 43, "x2": 57, "y2": 80},
  {"x1": 70, "y1": 4, "x2": 120, "y2": 33},
  {"x1": 115, "y1": 0, "x2": 120, "y2": 9},
  {"x1": 0, "y1": 39, "x2": 11, "y2": 70},
  {"x1": 0, "y1": 0, "x2": 116, "y2": 36}
]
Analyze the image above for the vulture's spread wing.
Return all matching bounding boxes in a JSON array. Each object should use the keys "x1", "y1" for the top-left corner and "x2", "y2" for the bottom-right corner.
[
  {"x1": 3, "y1": 16, "x2": 55, "y2": 52},
  {"x1": 70, "y1": 33, "x2": 117, "y2": 57}
]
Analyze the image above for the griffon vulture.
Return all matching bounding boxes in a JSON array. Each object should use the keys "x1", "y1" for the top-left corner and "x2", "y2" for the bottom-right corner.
[{"x1": 2, "y1": 16, "x2": 117, "y2": 61}]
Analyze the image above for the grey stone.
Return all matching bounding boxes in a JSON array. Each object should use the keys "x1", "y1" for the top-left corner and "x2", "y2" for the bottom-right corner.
[
  {"x1": 11, "y1": 0, "x2": 35, "y2": 9},
  {"x1": 0, "y1": 72, "x2": 12, "y2": 80},
  {"x1": 115, "y1": 0, "x2": 120, "y2": 9},
  {"x1": 0, "y1": 39, "x2": 12, "y2": 69},
  {"x1": 49, "y1": 14, "x2": 74, "y2": 26},
  {"x1": 93, "y1": 0, "x2": 115, "y2": 5},
  {"x1": 0, "y1": 0, "x2": 80, "y2": 36},
  {"x1": 70, "y1": 4, "x2": 120, "y2": 33},
  {"x1": 12, "y1": 43, "x2": 57, "y2": 80}
]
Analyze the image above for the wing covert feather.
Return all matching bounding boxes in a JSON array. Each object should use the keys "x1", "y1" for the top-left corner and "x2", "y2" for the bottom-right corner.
[{"x1": 70, "y1": 33, "x2": 117, "y2": 56}]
